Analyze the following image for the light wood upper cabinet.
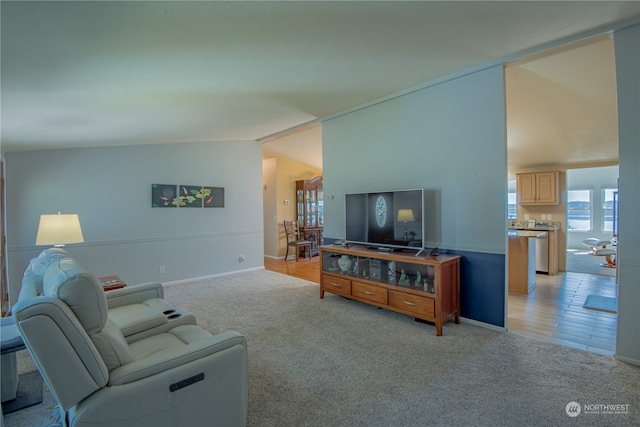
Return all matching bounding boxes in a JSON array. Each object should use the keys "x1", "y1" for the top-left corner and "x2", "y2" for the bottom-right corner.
[{"x1": 516, "y1": 171, "x2": 559, "y2": 205}]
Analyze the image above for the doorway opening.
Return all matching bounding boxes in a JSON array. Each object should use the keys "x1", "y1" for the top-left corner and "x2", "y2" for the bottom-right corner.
[{"x1": 505, "y1": 35, "x2": 619, "y2": 355}]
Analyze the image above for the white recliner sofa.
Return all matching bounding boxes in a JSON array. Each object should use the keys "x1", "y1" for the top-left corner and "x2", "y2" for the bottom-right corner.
[
  {"x1": 20, "y1": 248, "x2": 197, "y2": 342},
  {"x1": 13, "y1": 253, "x2": 248, "y2": 426}
]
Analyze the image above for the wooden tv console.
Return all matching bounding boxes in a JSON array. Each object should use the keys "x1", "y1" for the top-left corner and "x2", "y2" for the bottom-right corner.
[{"x1": 319, "y1": 245, "x2": 460, "y2": 336}]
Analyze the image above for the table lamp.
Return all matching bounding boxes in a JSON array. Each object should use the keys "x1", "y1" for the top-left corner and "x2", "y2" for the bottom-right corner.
[
  {"x1": 35, "y1": 213, "x2": 84, "y2": 247},
  {"x1": 397, "y1": 209, "x2": 415, "y2": 240}
]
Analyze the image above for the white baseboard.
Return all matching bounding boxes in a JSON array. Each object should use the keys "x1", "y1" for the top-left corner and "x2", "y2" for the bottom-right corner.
[
  {"x1": 162, "y1": 266, "x2": 265, "y2": 287},
  {"x1": 615, "y1": 354, "x2": 640, "y2": 367},
  {"x1": 460, "y1": 317, "x2": 506, "y2": 332}
]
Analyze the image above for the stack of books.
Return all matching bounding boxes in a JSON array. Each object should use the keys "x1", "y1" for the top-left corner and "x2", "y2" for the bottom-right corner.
[{"x1": 99, "y1": 276, "x2": 127, "y2": 291}]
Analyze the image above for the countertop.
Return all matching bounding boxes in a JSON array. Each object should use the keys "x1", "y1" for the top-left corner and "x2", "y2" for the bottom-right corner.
[
  {"x1": 508, "y1": 230, "x2": 548, "y2": 238},
  {"x1": 508, "y1": 220, "x2": 559, "y2": 231},
  {"x1": 510, "y1": 227, "x2": 558, "y2": 231}
]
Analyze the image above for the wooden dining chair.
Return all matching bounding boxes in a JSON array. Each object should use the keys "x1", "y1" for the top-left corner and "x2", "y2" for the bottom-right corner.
[{"x1": 284, "y1": 220, "x2": 312, "y2": 262}]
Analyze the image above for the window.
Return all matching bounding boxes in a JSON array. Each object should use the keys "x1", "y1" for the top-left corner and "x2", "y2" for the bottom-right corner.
[
  {"x1": 603, "y1": 188, "x2": 617, "y2": 233},
  {"x1": 507, "y1": 191, "x2": 516, "y2": 219},
  {"x1": 507, "y1": 179, "x2": 516, "y2": 220},
  {"x1": 567, "y1": 189, "x2": 591, "y2": 231}
]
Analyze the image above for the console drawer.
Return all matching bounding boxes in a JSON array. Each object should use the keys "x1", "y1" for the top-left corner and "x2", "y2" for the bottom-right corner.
[
  {"x1": 389, "y1": 291, "x2": 435, "y2": 318},
  {"x1": 322, "y1": 275, "x2": 351, "y2": 297},
  {"x1": 352, "y1": 281, "x2": 387, "y2": 304}
]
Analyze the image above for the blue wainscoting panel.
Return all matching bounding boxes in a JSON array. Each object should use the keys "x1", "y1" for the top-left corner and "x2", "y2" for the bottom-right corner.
[{"x1": 452, "y1": 250, "x2": 506, "y2": 327}]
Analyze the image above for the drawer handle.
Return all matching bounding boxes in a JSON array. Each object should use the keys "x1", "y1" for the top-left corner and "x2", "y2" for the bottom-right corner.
[
  {"x1": 331, "y1": 283, "x2": 342, "y2": 287},
  {"x1": 364, "y1": 291, "x2": 374, "y2": 295},
  {"x1": 403, "y1": 301, "x2": 417, "y2": 306}
]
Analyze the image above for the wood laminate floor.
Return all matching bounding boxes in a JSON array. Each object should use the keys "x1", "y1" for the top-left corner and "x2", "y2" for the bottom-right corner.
[
  {"x1": 264, "y1": 255, "x2": 617, "y2": 356},
  {"x1": 264, "y1": 256, "x2": 321, "y2": 284},
  {"x1": 508, "y1": 271, "x2": 617, "y2": 356}
]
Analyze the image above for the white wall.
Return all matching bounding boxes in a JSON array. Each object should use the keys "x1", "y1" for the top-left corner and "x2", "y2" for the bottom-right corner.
[
  {"x1": 262, "y1": 158, "x2": 278, "y2": 258},
  {"x1": 566, "y1": 165, "x2": 619, "y2": 248},
  {"x1": 614, "y1": 23, "x2": 640, "y2": 366},
  {"x1": 6, "y1": 141, "x2": 264, "y2": 304}
]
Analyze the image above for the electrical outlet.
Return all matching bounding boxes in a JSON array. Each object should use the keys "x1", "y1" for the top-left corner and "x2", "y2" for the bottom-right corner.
[
  {"x1": 541, "y1": 214, "x2": 547, "y2": 220},
  {"x1": 159, "y1": 266, "x2": 166, "y2": 274},
  {"x1": 239, "y1": 255, "x2": 246, "y2": 263},
  {"x1": 524, "y1": 214, "x2": 530, "y2": 220},
  {"x1": 547, "y1": 214, "x2": 552, "y2": 220}
]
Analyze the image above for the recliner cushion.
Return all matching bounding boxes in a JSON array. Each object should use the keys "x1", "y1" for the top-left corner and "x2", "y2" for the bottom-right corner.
[
  {"x1": 19, "y1": 265, "x2": 43, "y2": 299},
  {"x1": 42, "y1": 258, "x2": 108, "y2": 335},
  {"x1": 19, "y1": 248, "x2": 71, "y2": 299},
  {"x1": 108, "y1": 305, "x2": 168, "y2": 337},
  {"x1": 32, "y1": 248, "x2": 71, "y2": 276},
  {"x1": 90, "y1": 319, "x2": 134, "y2": 371},
  {"x1": 128, "y1": 325, "x2": 212, "y2": 361}
]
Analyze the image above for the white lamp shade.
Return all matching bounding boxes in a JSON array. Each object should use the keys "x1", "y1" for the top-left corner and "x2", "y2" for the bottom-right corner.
[
  {"x1": 397, "y1": 209, "x2": 415, "y2": 223},
  {"x1": 35, "y1": 214, "x2": 84, "y2": 246}
]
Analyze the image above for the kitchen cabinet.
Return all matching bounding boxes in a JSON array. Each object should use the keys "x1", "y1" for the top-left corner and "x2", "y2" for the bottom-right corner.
[
  {"x1": 516, "y1": 172, "x2": 559, "y2": 205},
  {"x1": 508, "y1": 225, "x2": 559, "y2": 276},
  {"x1": 508, "y1": 233, "x2": 538, "y2": 294}
]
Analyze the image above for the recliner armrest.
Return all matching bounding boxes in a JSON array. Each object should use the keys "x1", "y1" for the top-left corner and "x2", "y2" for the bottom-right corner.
[
  {"x1": 109, "y1": 307, "x2": 168, "y2": 337},
  {"x1": 105, "y1": 282, "x2": 165, "y2": 309},
  {"x1": 108, "y1": 331, "x2": 246, "y2": 386}
]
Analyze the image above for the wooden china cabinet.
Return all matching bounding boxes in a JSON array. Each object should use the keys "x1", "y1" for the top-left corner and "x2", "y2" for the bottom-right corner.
[{"x1": 295, "y1": 177, "x2": 323, "y2": 256}]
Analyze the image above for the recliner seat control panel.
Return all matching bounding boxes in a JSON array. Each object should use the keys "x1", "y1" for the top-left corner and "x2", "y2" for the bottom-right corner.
[{"x1": 170, "y1": 373, "x2": 205, "y2": 392}]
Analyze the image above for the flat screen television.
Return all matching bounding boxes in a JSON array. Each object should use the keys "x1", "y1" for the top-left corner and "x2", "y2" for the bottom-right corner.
[{"x1": 345, "y1": 189, "x2": 425, "y2": 250}]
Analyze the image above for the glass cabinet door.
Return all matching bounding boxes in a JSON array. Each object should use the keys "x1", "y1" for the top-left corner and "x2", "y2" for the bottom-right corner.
[
  {"x1": 395, "y1": 262, "x2": 435, "y2": 293},
  {"x1": 318, "y1": 188, "x2": 323, "y2": 226},
  {"x1": 296, "y1": 189, "x2": 304, "y2": 224},
  {"x1": 305, "y1": 188, "x2": 317, "y2": 227},
  {"x1": 295, "y1": 177, "x2": 322, "y2": 231}
]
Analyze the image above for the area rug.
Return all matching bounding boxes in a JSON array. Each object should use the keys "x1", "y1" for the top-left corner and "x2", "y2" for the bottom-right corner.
[
  {"x1": 2, "y1": 370, "x2": 43, "y2": 414},
  {"x1": 583, "y1": 294, "x2": 618, "y2": 314},
  {"x1": 565, "y1": 250, "x2": 616, "y2": 277}
]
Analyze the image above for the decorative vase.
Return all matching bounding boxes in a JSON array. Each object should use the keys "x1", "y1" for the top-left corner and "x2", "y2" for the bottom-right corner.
[{"x1": 337, "y1": 255, "x2": 353, "y2": 273}]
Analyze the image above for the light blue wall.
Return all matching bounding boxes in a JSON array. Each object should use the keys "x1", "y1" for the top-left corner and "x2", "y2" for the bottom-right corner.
[
  {"x1": 322, "y1": 65, "x2": 508, "y2": 327},
  {"x1": 5, "y1": 141, "x2": 264, "y2": 304},
  {"x1": 614, "y1": 23, "x2": 640, "y2": 366},
  {"x1": 323, "y1": 66, "x2": 507, "y2": 253}
]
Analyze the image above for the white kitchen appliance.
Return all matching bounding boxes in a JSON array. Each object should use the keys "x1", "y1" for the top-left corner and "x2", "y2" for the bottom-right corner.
[{"x1": 535, "y1": 232, "x2": 549, "y2": 273}]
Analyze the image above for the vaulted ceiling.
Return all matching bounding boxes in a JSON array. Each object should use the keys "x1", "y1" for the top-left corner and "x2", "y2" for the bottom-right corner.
[
  {"x1": 2, "y1": 1, "x2": 638, "y2": 173},
  {"x1": 264, "y1": 34, "x2": 621, "y2": 174}
]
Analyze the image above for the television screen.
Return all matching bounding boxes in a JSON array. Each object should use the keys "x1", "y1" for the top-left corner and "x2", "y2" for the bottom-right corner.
[{"x1": 345, "y1": 189, "x2": 424, "y2": 249}]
